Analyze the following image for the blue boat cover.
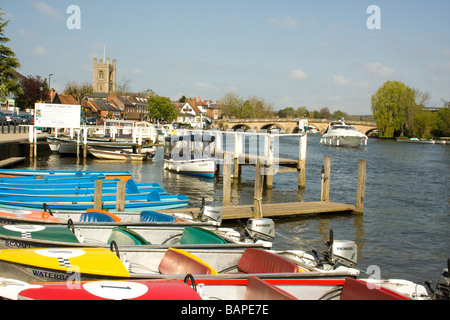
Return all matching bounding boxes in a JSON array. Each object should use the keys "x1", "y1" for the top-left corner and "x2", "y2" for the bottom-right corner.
[{"x1": 140, "y1": 211, "x2": 176, "y2": 223}]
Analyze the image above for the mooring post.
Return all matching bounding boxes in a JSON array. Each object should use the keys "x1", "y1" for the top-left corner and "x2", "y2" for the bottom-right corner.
[
  {"x1": 355, "y1": 159, "x2": 367, "y2": 213},
  {"x1": 94, "y1": 180, "x2": 103, "y2": 209},
  {"x1": 320, "y1": 156, "x2": 331, "y2": 201},
  {"x1": 253, "y1": 159, "x2": 264, "y2": 219},
  {"x1": 222, "y1": 153, "x2": 232, "y2": 206},
  {"x1": 115, "y1": 180, "x2": 126, "y2": 212},
  {"x1": 298, "y1": 130, "x2": 307, "y2": 188}
]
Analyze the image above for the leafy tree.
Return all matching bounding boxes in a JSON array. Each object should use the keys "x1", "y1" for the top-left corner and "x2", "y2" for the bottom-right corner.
[
  {"x1": 431, "y1": 106, "x2": 450, "y2": 138},
  {"x1": 64, "y1": 82, "x2": 93, "y2": 104},
  {"x1": 0, "y1": 9, "x2": 21, "y2": 102},
  {"x1": 295, "y1": 106, "x2": 309, "y2": 118},
  {"x1": 371, "y1": 81, "x2": 416, "y2": 138},
  {"x1": 319, "y1": 107, "x2": 331, "y2": 119},
  {"x1": 147, "y1": 95, "x2": 177, "y2": 123},
  {"x1": 17, "y1": 75, "x2": 48, "y2": 109},
  {"x1": 277, "y1": 107, "x2": 295, "y2": 118}
]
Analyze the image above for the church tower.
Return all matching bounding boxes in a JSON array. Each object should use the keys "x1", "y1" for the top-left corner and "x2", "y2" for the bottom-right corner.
[{"x1": 93, "y1": 57, "x2": 116, "y2": 94}]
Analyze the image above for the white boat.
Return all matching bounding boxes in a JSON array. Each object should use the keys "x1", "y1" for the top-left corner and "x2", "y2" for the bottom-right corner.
[
  {"x1": 320, "y1": 120, "x2": 368, "y2": 147},
  {"x1": 88, "y1": 147, "x2": 155, "y2": 161},
  {"x1": 163, "y1": 134, "x2": 216, "y2": 178}
]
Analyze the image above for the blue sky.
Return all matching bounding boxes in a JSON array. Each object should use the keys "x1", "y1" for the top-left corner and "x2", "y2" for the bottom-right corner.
[{"x1": 2, "y1": 0, "x2": 449, "y2": 114}]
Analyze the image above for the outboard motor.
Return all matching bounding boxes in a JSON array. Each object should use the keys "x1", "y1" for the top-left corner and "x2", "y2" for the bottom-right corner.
[
  {"x1": 245, "y1": 218, "x2": 275, "y2": 242},
  {"x1": 323, "y1": 229, "x2": 358, "y2": 268},
  {"x1": 197, "y1": 198, "x2": 222, "y2": 225},
  {"x1": 199, "y1": 206, "x2": 222, "y2": 226},
  {"x1": 425, "y1": 258, "x2": 450, "y2": 300}
]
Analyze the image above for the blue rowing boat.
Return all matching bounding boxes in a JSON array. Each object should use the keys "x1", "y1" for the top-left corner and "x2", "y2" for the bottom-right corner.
[
  {"x1": 0, "y1": 169, "x2": 131, "y2": 181},
  {"x1": 0, "y1": 179, "x2": 162, "y2": 194},
  {"x1": 0, "y1": 191, "x2": 189, "y2": 211}
]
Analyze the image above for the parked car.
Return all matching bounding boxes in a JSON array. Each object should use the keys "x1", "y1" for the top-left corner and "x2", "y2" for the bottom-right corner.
[
  {"x1": 0, "y1": 112, "x2": 6, "y2": 125},
  {"x1": 20, "y1": 114, "x2": 34, "y2": 125},
  {"x1": 86, "y1": 117, "x2": 97, "y2": 125},
  {"x1": 4, "y1": 112, "x2": 22, "y2": 125}
]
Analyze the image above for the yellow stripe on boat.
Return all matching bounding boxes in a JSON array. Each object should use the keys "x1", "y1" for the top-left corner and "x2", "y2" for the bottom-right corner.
[{"x1": 0, "y1": 248, "x2": 130, "y2": 278}]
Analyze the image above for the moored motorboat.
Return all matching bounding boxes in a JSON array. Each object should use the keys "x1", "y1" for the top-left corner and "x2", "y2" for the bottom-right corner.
[
  {"x1": 0, "y1": 206, "x2": 223, "y2": 227},
  {"x1": 0, "y1": 215, "x2": 274, "y2": 249},
  {"x1": 0, "y1": 276, "x2": 427, "y2": 300},
  {"x1": 0, "y1": 244, "x2": 360, "y2": 284},
  {"x1": 88, "y1": 147, "x2": 155, "y2": 161},
  {"x1": 164, "y1": 134, "x2": 216, "y2": 178},
  {"x1": 320, "y1": 120, "x2": 368, "y2": 147}
]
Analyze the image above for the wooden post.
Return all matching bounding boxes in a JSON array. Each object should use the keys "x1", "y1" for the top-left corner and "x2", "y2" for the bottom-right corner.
[
  {"x1": 222, "y1": 154, "x2": 232, "y2": 206},
  {"x1": 83, "y1": 128, "x2": 88, "y2": 159},
  {"x1": 115, "y1": 180, "x2": 126, "y2": 212},
  {"x1": 94, "y1": 180, "x2": 103, "y2": 209},
  {"x1": 355, "y1": 159, "x2": 367, "y2": 213},
  {"x1": 320, "y1": 156, "x2": 331, "y2": 201},
  {"x1": 253, "y1": 159, "x2": 264, "y2": 219},
  {"x1": 298, "y1": 131, "x2": 307, "y2": 188}
]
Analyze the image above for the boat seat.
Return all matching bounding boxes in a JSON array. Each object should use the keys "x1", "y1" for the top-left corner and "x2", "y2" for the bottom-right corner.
[
  {"x1": 80, "y1": 209, "x2": 122, "y2": 222},
  {"x1": 140, "y1": 211, "x2": 177, "y2": 223},
  {"x1": 107, "y1": 226, "x2": 150, "y2": 245},
  {"x1": 340, "y1": 277, "x2": 410, "y2": 300},
  {"x1": 237, "y1": 248, "x2": 299, "y2": 274},
  {"x1": 158, "y1": 248, "x2": 218, "y2": 275},
  {"x1": 244, "y1": 276, "x2": 298, "y2": 300},
  {"x1": 180, "y1": 226, "x2": 227, "y2": 245}
]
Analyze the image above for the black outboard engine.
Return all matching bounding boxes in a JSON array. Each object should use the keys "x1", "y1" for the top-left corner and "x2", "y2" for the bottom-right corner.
[{"x1": 425, "y1": 258, "x2": 450, "y2": 300}]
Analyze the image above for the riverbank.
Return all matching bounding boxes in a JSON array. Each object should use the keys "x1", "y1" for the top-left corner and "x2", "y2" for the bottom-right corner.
[{"x1": 0, "y1": 132, "x2": 50, "y2": 161}]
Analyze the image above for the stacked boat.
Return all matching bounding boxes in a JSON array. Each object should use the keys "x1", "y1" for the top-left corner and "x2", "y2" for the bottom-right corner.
[{"x1": 0, "y1": 168, "x2": 438, "y2": 300}]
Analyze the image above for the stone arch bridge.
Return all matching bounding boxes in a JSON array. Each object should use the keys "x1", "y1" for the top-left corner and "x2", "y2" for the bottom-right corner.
[{"x1": 212, "y1": 118, "x2": 377, "y2": 136}]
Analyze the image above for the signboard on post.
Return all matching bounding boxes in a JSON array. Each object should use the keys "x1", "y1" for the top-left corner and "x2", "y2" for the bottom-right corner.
[{"x1": 34, "y1": 103, "x2": 81, "y2": 128}]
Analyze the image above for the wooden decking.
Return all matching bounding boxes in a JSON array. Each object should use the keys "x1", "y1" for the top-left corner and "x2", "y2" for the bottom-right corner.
[{"x1": 162, "y1": 201, "x2": 356, "y2": 221}]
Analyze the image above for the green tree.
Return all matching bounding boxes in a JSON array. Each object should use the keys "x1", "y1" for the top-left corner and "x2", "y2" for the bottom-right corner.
[
  {"x1": 371, "y1": 81, "x2": 416, "y2": 138},
  {"x1": 147, "y1": 95, "x2": 177, "y2": 123},
  {"x1": 277, "y1": 107, "x2": 295, "y2": 118},
  {"x1": 0, "y1": 9, "x2": 21, "y2": 102},
  {"x1": 431, "y1": 106, "x2": 450, "y2": 138}
]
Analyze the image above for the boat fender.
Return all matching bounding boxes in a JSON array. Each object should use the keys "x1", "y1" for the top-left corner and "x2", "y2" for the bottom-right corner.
[{"x1": 110, "y1": 240, "x2": 120, "y2": 258}]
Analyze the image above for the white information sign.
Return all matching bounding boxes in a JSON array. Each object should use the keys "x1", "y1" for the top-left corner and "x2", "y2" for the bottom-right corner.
[{"x1": 34, "y1": 103, "x2": 81, "y2": 128}]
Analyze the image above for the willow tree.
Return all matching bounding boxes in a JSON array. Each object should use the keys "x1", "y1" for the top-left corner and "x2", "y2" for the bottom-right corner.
[
  {"x1": 371, "y1": 81, "x2": 417, "y2": 138},
  {"x1": 0, "y1": 9, "x2": 21, "y2": 102}
]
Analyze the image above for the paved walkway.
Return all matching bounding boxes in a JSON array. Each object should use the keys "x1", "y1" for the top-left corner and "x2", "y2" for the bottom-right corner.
[{"x1": 0, "y1": 132, "x2": 49, "y2": 143}]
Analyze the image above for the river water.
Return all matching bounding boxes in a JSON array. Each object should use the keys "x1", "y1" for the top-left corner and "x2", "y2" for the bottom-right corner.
[{"x1": 23, "y1": 133, "x2": 449, "y2": 284}]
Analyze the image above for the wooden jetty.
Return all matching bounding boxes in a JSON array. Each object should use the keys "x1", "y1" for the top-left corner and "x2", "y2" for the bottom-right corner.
[{"x1": 163, "y1": 156, "x2": 367, "y2": 220}]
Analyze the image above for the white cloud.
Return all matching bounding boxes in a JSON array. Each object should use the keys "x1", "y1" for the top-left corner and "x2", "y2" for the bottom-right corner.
[
  {"x1": 442, "y1": 49, "x2": 450, "y2": 57},
  {"x1": 364, "y1": 62, "x2": 394, "y2": 77},
  {"x1": 332, "y1": 75, "x2": 350, "y2": 86},
  {"x1": 131, "y1": 67, "x2": 145, "y2": 75},
  {"x1": 31, "y1": 2, "x2": 64, "y2": 19},
  {"x1": 364, "y1": 63, "x2": 394, "y2": 77},
  {"x1": 31, "y1": 46, "x2": 48, "y2": 56},
  {"x1": 289, "y1": 69, "x2": 308, "y2": 80},
  {"x1": 267, "y1": 16, "x2": 299, "y2": 29}
]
